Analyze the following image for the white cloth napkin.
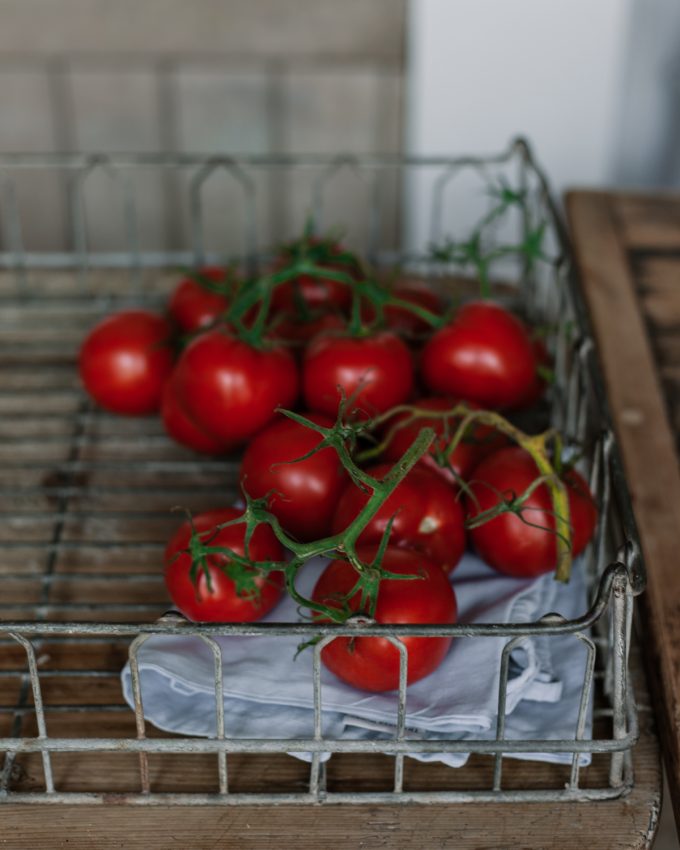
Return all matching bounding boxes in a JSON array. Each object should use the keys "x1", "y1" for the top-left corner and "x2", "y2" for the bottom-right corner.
[{"x1": 121, "y1": 553, "x2": 592, "y2": 768}]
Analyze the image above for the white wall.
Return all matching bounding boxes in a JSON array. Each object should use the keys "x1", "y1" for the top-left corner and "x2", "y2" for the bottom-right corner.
[{"x1": 405, "y1": 0, "x2": 635, "y2": 247}]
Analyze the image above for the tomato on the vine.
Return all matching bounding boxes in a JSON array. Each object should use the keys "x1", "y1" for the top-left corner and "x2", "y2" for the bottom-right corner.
[
  {"x1": 421, "y1": 301, "x2": 537, "y2": 410},
  {"x1": 79, "y1": 310, "x2": 174, "y2": 415},
  {"x1": 271, "y1": 236, "x2": 358, "y2": 316},
  {"x1": 239, "y1": 413, "x2": 349, "y2": 541},
  {"x1": 381, "y1": 397, "x2": 508, "y2": 485},
  {"x1": 173, "y1": 327, "x2": 299, "y2": 445},
  {"x1": 312, "y1": 546, "x2": 457, "y2": 692},
  {"x1": 465, "y1": 446, "x2": 598, "y2": 578},
  {"x1": 168, "y1": 267, "x2": 236, "y2": 333},
  {"x1": 303, "y1": 331, "x2": 414, "y2": 419},
  {"x1": 164, "y1": 508, "x2": 285, "y2": 622},
  {"x1": 331, "y1": 462, "x2": 466, "y2": 574},
  {"x1": 161, "y1": 374, "x2": 232, "y2": 455}
]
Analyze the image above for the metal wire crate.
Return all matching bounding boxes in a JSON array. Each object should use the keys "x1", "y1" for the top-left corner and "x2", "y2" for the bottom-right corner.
[{"x1": 0, "y1": 139, "x2": 644, "y2": 806}]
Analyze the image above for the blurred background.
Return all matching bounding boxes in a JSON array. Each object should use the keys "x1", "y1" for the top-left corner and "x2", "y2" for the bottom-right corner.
[{"x1": 0, "y1": 0, "x2": 678, "y2": 254}]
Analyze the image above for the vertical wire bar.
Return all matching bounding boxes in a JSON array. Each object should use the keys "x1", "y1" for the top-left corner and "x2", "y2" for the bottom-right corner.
[
  {"x1": 189, "y1": 166, "x2": 206, "y2": 268},
  {"x1": 8, "y1": 634, "x2": 54, "y2": 793},
  {"x1": 117, "y1": 170, "x2": 142, "y2": 298},
  {"x1": 576, "y1": 340, "x2": 594, "y2": 446},
  {"x1": 197, "y1": 636, "x2": 227, "y2": 795},
  {"x1": 584, "y1": 432, "x2": 605, "y2": 594},
  {"x1": 568, "y1": 633, "x2": 596, "y2": 789},
  {"x1": 311, "y1": 168, "x2": 325, "y2": 232},
  {"x1": 551, "y1": 268, "x2": 570, "y2": 433},
  {"x1": 517, "y1": 153, "x2": 534, "y2": 317},
  {"x1": 0, "y1": 673, "x2": 29, "y2": 795},
  {"x1": 0, "y1": 174, "x2": 28, "y2": 295},
  {"x1": 128, "y1": 634, "x2": 152, "y2": 794},
  {"x1": 609, "y1": 571, "x2": 629, "y2": 787},
  {"x1": 599, "y1": 433, "x2": 614, "y2": 570},
  {"x1": 367, "y1": 170, "x2": 382, "y2": 265},
  {"x1": 69, "y1": 165, "x2": 92, "y2": 295},
  {"x1": 264, "y1": 60, "x2": 287, "y2": 251},
  {"x1": 236, "y1": 166, "x2": 259, "y2": 279},
  {"x1": 309, "y1": 638, "x2": 328, "y2": 800},
  {"x1": 565, "y1": 337, "x2": 584, "y2": 443},
  {"x1": 493, "y1": 636, "x2": 525, "y2": 791},
  {"x1": 155, "y1": 59, "x2": 182, "y2": 255},
  {"x1": 46, "y1": 57, "x2": 77, "y2": 252},
  {"x1": 430, "y1": 166, "x2": 457, "y2": 246},
  {"x1": 387, "y1": 637, "x2": 408, "y2": 794}
]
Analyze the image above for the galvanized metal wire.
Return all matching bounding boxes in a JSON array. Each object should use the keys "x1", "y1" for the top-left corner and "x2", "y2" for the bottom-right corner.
[{"x1": 0, "y1": 140, "x2": 644, "y2": 805}]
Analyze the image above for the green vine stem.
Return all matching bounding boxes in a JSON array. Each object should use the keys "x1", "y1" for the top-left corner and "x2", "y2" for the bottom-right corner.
[
  {"x1": 428, "y1": 180, "x2": 549, "y2": 300},
  {"x1": 182, "y1": 411, "x2": 437, "y2": 621},
  {"x1": 366, "y1": 402, "x2": 573, "y2": 582}
]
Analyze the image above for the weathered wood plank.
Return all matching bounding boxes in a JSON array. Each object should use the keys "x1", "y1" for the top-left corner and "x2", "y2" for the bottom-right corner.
[
  {"x1": 567, "y1": 190, "x2": 678, "y2": 835},
  {"x1": 613, "y1": 193, "x2": 680, "y2": 250}
]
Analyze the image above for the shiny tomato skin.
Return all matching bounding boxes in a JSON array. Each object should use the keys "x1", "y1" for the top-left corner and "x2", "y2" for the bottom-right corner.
[
  {"x1": 239, "y1": 412, "x2": 349, "y2": 541},
  {"x1": 173, "y1": 327, "x2": 299, "y2": 445},
  {"x1": 168, "y1": 267, "x2": 233, "y2": 333},
  {"x1": 79, "y1": 310, "x2": 174, "y2": 415},
  {"x1": 466, "y1": 447, "x2": 598, "y2": 578},
  {"x1": 312, "y1": 547, "x2": 457, "y2": 692},
  {"x1": 382, "y1": 397, "x2": 508, "y2": 485},
  {"x1": 161, "y1": 375, "x2": 232, "y2": 455},
  {"x1": 303, "y1": 331, "x2": 414, "y2": 419},
  {"x1": 331, "y1": 462, "x2": 466, "y2": 574},
  {"x1": 421, "y1": 301, "x2": 536, "y2": 410},
  {"x1": 164, "y1": 508, "x2": 284, "y2": 622}
]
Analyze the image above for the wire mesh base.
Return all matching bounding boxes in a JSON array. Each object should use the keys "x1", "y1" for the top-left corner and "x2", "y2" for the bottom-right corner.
[{"x1": 0, "y1": 141, "x2": 644, "y2": 805}]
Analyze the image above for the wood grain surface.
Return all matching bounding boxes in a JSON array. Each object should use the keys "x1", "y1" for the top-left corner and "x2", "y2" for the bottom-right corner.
[
  {"x1": 568, "y1": 190, "x2": 680, "y2": 839},
  {"x1": 0, "y1": 267, "x2": 662, "y2": 848}
]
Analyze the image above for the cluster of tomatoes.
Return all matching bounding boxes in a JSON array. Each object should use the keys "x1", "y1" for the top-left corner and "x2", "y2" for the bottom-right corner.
[{"x1": 78, "y1": 232, "x2": 598, "y2": 693}]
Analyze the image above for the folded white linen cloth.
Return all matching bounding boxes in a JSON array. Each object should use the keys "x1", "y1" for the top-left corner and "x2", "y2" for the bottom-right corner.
[{"x1": 121, "y1": 552, "x2": 592, "y2": 768}]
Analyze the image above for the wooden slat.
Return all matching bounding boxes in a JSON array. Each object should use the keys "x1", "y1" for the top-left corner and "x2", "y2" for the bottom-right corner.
[
  {"x1": 613, "y1": 193, "x2": 680, "y2": 251},
  {"x1": 567, "y1": 190, "x2": 680, "y2": 832}
]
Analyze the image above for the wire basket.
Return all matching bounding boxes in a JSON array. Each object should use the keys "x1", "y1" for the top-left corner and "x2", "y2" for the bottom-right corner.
[{"x1": 0, "y1": 138, "x2": 644, "y2": 805}]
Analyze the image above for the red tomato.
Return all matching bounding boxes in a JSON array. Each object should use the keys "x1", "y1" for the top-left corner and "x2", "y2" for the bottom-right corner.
[
  {"x1": 363, "y1": 279, "x2": 442, "y2": 335},
  {"x1": 173, "y1": 327, "x2": 299, "y2": 444},
  {"x1": 239, "y1": 413, "x2": 349, "y2": 541},
  {"x1": 303, "y1": 331, "x2": 414, "y2": 419},
  {"x1": 168, "y1": 267, "x2": 235, "y2": 333},
  {"x1": 331, "y1": 462, "x2": 466, "y2": 574},
  {"x1": 164, "y1": 507, "x2": 285, "y2": 622},
  {"x1": 271, "y1": 237, "x2": 358, "y2": 315},
  {"x1": 421, "y1": 301, "x2": 536, "y2": 410},
  {"x1": 312, "y1": 546, "x2": 457, "y2": 692},
  {"x1": 466, "y1": 447, "x2": 598, "y2": 578},
  {"x1": 161, "y1": 375, "x2": 232, "y2": 455},
  {"x1": 381, "y1": 397, "x2": 509, "y2": 485},
  {"x1": 270, "y1": 311, "x2": 346, "y2": 347},
  {"x1": 79, "y1": 310, "x2": 174, "y2": 415}
]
